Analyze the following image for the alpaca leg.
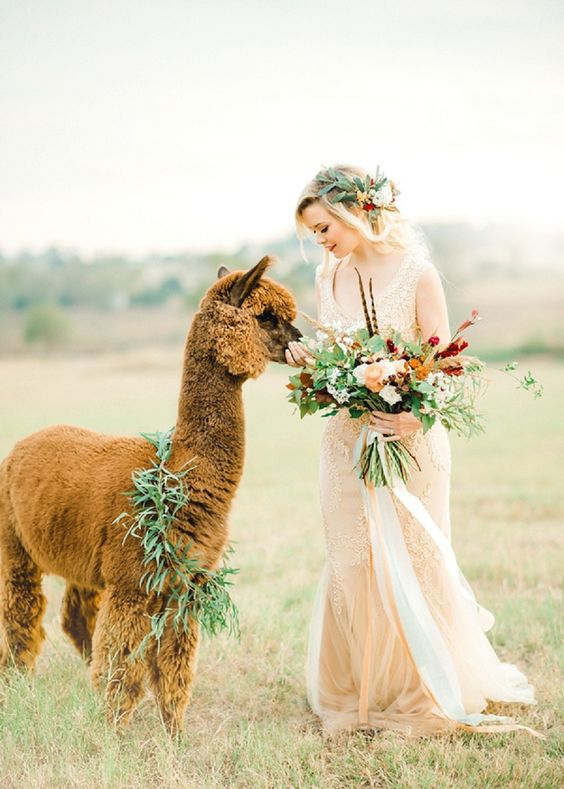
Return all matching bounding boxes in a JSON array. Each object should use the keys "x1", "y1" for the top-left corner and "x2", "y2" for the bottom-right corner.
[
  {"x1": 147, "y1": 621, "x2": 201, "y2": 735},
  {"x1": 90, "y1": 588, "x2": 150, "y2": 726},
  {"x1": 61, "y1": 584, "x2": 101, "y2": 661},
  {"x1": 0, "y1": 528, "x2": 46, "y2": 670}
]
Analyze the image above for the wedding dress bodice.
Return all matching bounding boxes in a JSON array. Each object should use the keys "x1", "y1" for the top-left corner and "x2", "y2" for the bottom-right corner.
[{"x1": 316, "y1": 246, "x2": 433, "y2": 342}]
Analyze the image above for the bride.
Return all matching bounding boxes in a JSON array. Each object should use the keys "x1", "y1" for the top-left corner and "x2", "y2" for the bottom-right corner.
[{"x1": 285, "y1": 164, "x2": 538, "y2": 737}]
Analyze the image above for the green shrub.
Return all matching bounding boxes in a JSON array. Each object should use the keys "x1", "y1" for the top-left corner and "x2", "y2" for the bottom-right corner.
[{"x1": 23, "y1": 304, "x2": 71, "y2": 348}]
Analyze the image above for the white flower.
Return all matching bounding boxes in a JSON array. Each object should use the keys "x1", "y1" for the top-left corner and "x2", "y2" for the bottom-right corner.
[
  {"x1": 379, "y1": 383, "x2": 403, "y2": 405},
  {"x1": 427, "y1": 371, "x2": 446, "y2": 386},
  {"x1": 427, "y1": 372, "x2": 453, "y2": 408},
  {"x1": 314, "y1": 330, "x2": 330, "y2": 351},
  {"x1": 436, "y1": 394, "x2": 446, "y2": 407},
  {"x1": 353, "y1": 363, "x2": 368, "y2": 385},
  {"x1": 373, "y1": 183, "x2": 393, "y2": 208},
  {"x1": 326, "y1": 383, "x2": 350, "y2": 404},
  {"x1": 328, "y1": 367, "x2": 340, "y2": 385},
  {"x1": 378, "y1": 359, "x2": 402, "y2": 379},
  {"x1": 434, "y1": 387, "x2": 452, "y2": 407}
]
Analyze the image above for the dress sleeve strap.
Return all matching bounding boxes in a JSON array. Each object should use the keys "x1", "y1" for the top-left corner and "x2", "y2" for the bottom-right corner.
[{"x1": 401, "y1": 252, "x2": 434, "y2": 298}]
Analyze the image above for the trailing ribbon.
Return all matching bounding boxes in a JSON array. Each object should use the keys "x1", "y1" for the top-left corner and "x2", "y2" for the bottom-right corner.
[
  {"x1": 361, "y1": 426, "x2": 494, "y2": 631},
  {"x1": 354, "y1": 425, "x2": 541, "y2": 734}
]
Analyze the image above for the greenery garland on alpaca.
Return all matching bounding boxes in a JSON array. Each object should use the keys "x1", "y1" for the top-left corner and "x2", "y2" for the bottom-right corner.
[{"x1": 115, "y1": 429, "x2": 240, "y2": 656}]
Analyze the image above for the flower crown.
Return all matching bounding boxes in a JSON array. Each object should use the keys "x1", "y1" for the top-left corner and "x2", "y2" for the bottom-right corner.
[{"x1": 314, "y1": 166, "x2": 400, "y2": 223}]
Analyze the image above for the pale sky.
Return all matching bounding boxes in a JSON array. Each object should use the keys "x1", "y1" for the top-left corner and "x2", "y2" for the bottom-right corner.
[{"x1": 1, "y1": 0, "x2": 563, "y2": 255}]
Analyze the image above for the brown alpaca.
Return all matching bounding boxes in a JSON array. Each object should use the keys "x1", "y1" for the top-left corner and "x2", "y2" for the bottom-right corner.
[{"x1": 0, "y1": 257, "x2": 300, "y2": 733}]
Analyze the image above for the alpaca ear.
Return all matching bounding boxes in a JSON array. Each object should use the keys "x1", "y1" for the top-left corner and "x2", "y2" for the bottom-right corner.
[
  {"x1": 229, "y1": 256, "x2": 272, "y2": 307},
  {"x1": 217, "y1": 266, "x2": 230, "y2": 279}
]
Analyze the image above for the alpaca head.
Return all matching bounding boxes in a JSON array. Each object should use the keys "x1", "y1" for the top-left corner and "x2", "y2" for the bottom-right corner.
[{"x1": 197, "y1": 256, "x2": 301, "y2": 379}]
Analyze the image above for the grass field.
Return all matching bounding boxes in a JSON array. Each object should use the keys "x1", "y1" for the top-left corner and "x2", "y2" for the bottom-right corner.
[{"x1": 0, "y1": 351, "x2": 562, "y2": 788}]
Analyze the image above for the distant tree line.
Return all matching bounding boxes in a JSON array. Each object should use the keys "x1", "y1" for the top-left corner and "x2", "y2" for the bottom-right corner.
[
  {"x1": 2, "y1": 223, "x2": 561, "y2": 314},
  {"x1": 1, "y1": 224, "x2": 561, "y2": 351},
  {"x1": 0, "y1": 241, "x2": 322, "y2": 318}
]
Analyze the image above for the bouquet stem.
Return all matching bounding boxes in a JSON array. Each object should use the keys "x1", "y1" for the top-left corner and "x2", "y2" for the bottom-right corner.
[{"x1": 356, "y1": 431, "x2": 419, "y2": 488}]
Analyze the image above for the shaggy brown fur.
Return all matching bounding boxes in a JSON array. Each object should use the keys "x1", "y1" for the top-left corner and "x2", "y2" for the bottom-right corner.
[{"x1": 0, "y1": 256, "x2": 299, "y2": 734}]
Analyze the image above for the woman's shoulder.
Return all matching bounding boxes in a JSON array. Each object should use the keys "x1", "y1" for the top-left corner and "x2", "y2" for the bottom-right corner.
[
  {"x1": 397, "y1": 243, "x2": 438, "y2": 293},
  {"x1": 400, "y1": 242, "x2": 435, "y2": 290},
  {"x1": 404, "y1": 243, "x2": 446, "y2": 302}
]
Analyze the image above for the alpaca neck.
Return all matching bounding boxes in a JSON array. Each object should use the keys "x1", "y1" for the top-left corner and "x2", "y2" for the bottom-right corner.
[{"x1": 174, "y1": 345, "x2": 245, "y2": 482}]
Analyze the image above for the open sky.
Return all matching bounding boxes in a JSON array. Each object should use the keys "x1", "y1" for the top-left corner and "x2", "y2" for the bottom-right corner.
[{"x1": 1, "y1": 0, "x2": 563, "y2": 255}]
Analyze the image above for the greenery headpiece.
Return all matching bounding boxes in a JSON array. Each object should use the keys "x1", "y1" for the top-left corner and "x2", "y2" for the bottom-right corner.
[{"x1": 314, "y1": 166, "x2": 400, "y2": 223}]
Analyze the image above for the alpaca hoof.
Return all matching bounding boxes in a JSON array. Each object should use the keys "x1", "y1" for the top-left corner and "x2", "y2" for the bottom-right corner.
[
  {"x1": 106, "y1": 706, "x2": 134, "y2": 731},
  {"x1": 160, "y1": 712, "x2": 186, "y2": 738}
]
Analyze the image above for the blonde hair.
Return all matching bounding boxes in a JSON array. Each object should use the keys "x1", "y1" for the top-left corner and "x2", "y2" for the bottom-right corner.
[{"x1": 295, "y1": 164, "x2": 418, "y2": 263}]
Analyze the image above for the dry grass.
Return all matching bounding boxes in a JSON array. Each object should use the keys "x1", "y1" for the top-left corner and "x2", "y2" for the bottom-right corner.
[{"x1": 0, "y1": 352, "x2": 562, "y2": 788}]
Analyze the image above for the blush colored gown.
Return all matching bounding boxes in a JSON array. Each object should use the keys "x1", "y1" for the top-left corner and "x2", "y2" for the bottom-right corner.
[{"x1": 307, "y1": 246, "x2": 537, "y2": 736}]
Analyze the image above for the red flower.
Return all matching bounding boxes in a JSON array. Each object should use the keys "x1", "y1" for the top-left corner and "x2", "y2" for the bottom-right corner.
[
  {"x1": 436, "y1": 338, "x2": 468, "y2": 359},
  {"x1": 453, "y1": 310, "x2": 481, "y2": 336},
  {"x1": 386, "y1": 339, "x2": 397, "y2": 354},
  {"x1": 444, "y1": 365, "x2": 464, "y2": 376},
  {"x1": 428, "y1": 336, "x2": 440, "y2": 346},
  {"x1": 364, "y1": 203, "x2": 375, "y2": 211}
]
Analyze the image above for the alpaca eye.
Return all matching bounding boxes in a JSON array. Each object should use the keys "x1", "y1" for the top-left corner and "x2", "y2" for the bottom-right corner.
[{"x1": 257, "y1": 311, "x2": 276, "y2": 324}]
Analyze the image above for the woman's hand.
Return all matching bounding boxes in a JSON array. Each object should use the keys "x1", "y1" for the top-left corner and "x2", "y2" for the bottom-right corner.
[
  {"x1": 369, "y1": 410, "x2": 422, "y2": 442},
  {"x1": 285, "y1": 341, "x2": 314, "y2": 368}
]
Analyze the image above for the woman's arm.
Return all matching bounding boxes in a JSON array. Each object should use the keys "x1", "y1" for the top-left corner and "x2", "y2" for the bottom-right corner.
[{"x1": 415, "y1": 267, "x2": 451, "y2": 345}]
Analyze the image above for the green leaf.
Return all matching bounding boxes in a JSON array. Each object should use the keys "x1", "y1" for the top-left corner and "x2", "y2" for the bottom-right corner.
[
  {"x1": 121, "y1": 428, "x2": 240, "y2": 658},
  {"x1": 421, "y1": 413, "x2": 435, "y2": 433},
  {"x1": 366, "y1": 335, "x2": 385, "y2": 353}
]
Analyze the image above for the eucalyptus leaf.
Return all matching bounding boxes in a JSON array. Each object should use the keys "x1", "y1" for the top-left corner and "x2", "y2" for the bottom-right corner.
[{"x1": 119, "y1": 429, "x2": 240, "y2": 659}]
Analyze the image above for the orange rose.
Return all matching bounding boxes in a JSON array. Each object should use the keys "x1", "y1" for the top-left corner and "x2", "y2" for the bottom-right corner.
[
  {"x1": 363, "y1": 359, "x2": 407, "y2": 392},
  {"x1": 364, "y1": 361, "x2": 388, "y2": 392}
]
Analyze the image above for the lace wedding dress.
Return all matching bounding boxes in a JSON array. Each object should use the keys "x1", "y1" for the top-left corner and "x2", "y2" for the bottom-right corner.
[{"x1": 307, "y1": 246, "x2": 537, "y2": 737}]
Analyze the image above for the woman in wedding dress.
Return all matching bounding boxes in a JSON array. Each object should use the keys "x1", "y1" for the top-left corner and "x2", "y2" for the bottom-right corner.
[{"x1": 285, "y1": 164, "x2": 538, "y2": 737}]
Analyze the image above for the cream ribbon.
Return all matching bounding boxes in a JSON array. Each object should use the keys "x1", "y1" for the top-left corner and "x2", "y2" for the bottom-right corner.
[{"x1": 355, "y1": 425, "x2": 539, "y2": 732}]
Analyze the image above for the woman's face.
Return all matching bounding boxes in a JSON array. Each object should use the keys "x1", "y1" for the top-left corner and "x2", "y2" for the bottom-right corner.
[{"x1": 301, "y1": 202, "x2": 362, "y2": 260}]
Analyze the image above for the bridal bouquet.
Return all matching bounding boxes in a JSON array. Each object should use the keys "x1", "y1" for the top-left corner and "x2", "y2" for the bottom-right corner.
[{"x1": 287, "y1": 284, "x2": 542, "y2": 487}]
